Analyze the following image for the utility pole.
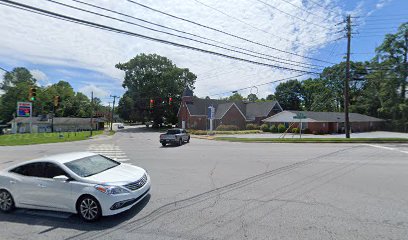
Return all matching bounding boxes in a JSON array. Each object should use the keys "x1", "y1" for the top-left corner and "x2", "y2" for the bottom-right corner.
[
  {"x1": 344, "y1": 14, "x2": 352, "y2": 139},
  {"x1": 108, "y1": 102, "x2": 112, "y2": 129},
  {"x1": 110, "y1": 95, "x2": 119, "y2": 131},
  {"x1": 403, "y1": 30, "x2": 407, "y2": 100},
  {"x1": 90, "y1": 91, "x2": 94, "y2": 137}
]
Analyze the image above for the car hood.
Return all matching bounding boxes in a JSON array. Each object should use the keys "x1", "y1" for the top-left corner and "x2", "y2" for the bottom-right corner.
[{"x1": 84, "y1": 163, "x2": 146, "y2": 185}]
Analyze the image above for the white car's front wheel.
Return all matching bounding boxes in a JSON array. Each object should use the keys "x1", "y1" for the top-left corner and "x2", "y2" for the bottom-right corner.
[
  {"x1": 78, "y1": 196, "x2": 101, "y2": 222},
  {"x1": 0, "y1": 190, "x2": 15, "y2": 213}
]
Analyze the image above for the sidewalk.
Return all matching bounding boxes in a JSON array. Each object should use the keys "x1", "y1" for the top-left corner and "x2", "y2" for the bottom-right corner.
[{"x1": 194, "y1": 131, "x2": 408, "y2": 139}]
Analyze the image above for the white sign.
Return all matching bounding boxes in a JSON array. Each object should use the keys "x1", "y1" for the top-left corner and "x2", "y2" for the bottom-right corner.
[{"x1": 17, "y1": 102, "x2": 32, "y2": 117}]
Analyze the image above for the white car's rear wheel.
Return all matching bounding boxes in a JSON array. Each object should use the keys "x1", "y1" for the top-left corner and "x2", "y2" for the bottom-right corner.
[
  {"x1": 78, "y1": 196, "x2": 101, "y2": 222},
  {"x1": 0, "y1": 190, "x2": 15, "y2": 213}
]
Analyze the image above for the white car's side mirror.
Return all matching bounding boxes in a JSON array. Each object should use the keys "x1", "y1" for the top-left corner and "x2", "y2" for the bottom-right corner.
[{"x1": 53, "y1": 175, "x2": 69, "y2": 182}]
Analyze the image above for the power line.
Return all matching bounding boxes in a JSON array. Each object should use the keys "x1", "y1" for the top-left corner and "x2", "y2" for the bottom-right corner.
[
  {"x1": 277, "y1": 0, "x2": 324, "y2": 18},
  {"x1": 305, "y1": 0, "x2": 340, "y2": 16},
  {"x1": 209, "y1": 73, "x2": 307, "y2": 96},
  {"x1": 125, "y1": 0, "x2": 336, "y2": 64},
  {"x1": 0, "y1": 0, "x2": 321, "y2": 75},
  {"x1": 0, "y1": 66, "x2": 9, "y2": 72},
  {"x1": 192, "y1": 0, "x2": 339, "y2": 53},
  {"x1": 52, "y1": 0, "x2": 326, "y2": 70},
  {"x1": 192, "y1": 0, "x2": 292, "y2": 42},
  {"x1": 253, "y1": 0, "x2": 334, "y2": 30}
]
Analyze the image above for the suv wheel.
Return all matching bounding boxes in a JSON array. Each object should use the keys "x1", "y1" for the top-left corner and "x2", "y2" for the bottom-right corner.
[
  {"x1": 187, "y1": 137, "x2": 190, "y2": 143},
  {"x1": 78, "y1": 196, "x2": 101, "y2": 222},
  {"x1": 178, "y1": 139, "x2": 182, "y2": 146},
  {"x1": 0, "y1": 190, "x2": 15, "y2": 213}
]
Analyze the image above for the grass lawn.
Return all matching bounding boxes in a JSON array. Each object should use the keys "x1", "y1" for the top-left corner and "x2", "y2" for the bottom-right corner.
[
  {"x1": 0, "y1": 131, "x2": 103, "y2": 146},
  {"x1": 215, "y1": 137, "x2": 408, "y2": 143}
]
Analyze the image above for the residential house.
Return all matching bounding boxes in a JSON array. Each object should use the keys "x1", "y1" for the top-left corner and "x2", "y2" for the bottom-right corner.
[
  {"x1": 262, "y1": 110, "x2": 385, "y2": 133},
  {"x1": 178, "y1": 88, "x2": 283, "y2": 130}
]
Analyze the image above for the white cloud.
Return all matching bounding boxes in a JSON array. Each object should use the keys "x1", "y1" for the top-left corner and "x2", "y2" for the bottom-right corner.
[
  {"x1": 376, "y1": 0, "x2": 392, "y2": 9},
  {"x1": 30, "y1": 69, "x2": 51, "y2": 86},
  {"x1": 0, "y1": 0, "x2": 352, "y2": 98},
  {"x1": 78, "y1": 84, "x2": 109, "y2": 100}
]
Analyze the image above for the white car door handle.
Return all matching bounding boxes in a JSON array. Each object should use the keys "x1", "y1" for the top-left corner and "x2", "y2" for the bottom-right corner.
[
  {"x1": 38, "y1": 184, "x2": 46, "y2": 188},
  {"x1": 9, "y1": 180, "x2": 16, "y2": 184}
]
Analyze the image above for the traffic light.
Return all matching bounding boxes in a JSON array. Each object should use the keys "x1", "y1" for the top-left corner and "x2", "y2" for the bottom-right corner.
[
  {"x1": 29, "y1": 87, "x2": 37, "y2": 101},
  {"x1": 54, "y1": 96, "x2": 61, "y2": 107},
  {"x1": 169, "y1": 97, "x2": 173, "y2": 106},
  {"x1": 149, "y1": 99, "x2": 154, "y2": 109}
]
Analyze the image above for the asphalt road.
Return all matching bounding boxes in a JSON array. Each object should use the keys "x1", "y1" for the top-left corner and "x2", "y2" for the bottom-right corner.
[{"x1": 1, "y1": 126, "x2": 408, "y2": 240}]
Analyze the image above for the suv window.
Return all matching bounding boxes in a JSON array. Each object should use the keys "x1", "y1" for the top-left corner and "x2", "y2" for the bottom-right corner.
[
  {"x1": 10, "y1": 162, "x2": 45, "y2": 178},
  {"x1": 44, "y1": 162, "x2": 67, "y2": 178}
]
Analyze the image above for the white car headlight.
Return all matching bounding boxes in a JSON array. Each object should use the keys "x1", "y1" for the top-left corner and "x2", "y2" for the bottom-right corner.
[{"x1": 95, "y1": 185, "x2": 129, "y2": 195}]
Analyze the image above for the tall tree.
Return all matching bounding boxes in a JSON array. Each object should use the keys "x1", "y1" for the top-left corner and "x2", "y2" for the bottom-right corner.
[
  {"x1": 247, "y1": 93, "x2": 258, "y2": 102},
  {"x1": 116, "y1": 54, "x2": 196, "y2": 125},
  {"x1": 227, "y1": 92, "x2": 244, "y2": 101},
  {"x1": 274, "y1": 79, "x2": 302, "y2": 110},
  {"x1": 0, "y1": 67, "x2": 36, "y2": 122},
  {"x1": 301, "y1": 78, "x2": 334, "y2": 111},
  {"x1": 376, "y1": 23, "x2": 408, "y2": 100}
]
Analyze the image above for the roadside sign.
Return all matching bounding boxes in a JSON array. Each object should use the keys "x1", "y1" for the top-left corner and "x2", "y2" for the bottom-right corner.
[
  {"x1": 17, "y1": 102, "x2": 32, "y2": 117},
  {"x1": 207, "y1": 106, "x2": 215, "y2": 119}
]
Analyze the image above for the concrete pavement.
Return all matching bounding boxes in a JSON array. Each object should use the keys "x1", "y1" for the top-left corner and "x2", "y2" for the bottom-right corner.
[{"x1": 1, "y1": 126, "x2": 408, "y2": 240}]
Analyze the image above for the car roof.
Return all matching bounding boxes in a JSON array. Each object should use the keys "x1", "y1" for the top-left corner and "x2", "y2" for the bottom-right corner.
[{"x1": 27, "y1": 152, "x2": 98, "y2": 164}]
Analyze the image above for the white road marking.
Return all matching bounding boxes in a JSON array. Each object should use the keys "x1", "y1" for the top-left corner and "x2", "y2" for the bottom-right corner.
[
  {"x1": 87, "y1": 144, "x2": 131, "y2": 162},
  {"x1": 363, "y1": 144, "x2": 408, "y2": 154}
]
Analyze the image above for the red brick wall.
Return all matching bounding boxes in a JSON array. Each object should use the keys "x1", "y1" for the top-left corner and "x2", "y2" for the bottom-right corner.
[{"x1": 216, "y1": 105, "x2": 246, "y2": 130}]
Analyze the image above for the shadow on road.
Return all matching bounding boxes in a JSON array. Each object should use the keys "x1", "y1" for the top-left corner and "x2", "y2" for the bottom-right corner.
[{"x1": 0, "y1": 194, "x2": 151, "y2": 233}]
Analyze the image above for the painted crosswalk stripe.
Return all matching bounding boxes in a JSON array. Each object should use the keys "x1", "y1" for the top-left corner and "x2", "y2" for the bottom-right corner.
[{"x1": 87, "y1": 144, "x2": 130, "y2": 162}]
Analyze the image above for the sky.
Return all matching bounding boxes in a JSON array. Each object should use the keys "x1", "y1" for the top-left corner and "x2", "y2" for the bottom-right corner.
[{"x1": 0, "y1": 0, "x2": 407, "y2": 104}]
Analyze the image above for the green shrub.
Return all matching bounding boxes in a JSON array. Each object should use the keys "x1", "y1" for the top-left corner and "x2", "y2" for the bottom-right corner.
[
  {"x1": 270, "y1": 125, "x2": 278, "y2": 133},
  {"x1": 292, "y1": 128, "x2": 299, "y2": 134},
  {"x1": 215, "y1": 124, "x2": 239, "y2": 131},
  {"x1": 277, "y1": 124, "x2": 286, "y2": 133},
  {"x1": 246, "y1": 123, "x2": 260, "y2": 130},
  {"x1": 260, "y1": 124, "x2": 270, "y2": 132}
]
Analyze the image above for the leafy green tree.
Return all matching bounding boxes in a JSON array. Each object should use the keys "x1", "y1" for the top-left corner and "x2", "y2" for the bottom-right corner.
[
  {"x1": 227, "y1": 92, "x2": 244, "y2": 101},
  {"x1": 274, "y1": 79, "x2": 302, "y2": 110},
  {"x1": 266, "y1": 94, "x2": 276, "y2": 101},
  {"x1": 376, "y1": 23, "x2": 407, "y2": 100},
  {"x1": 247, "y1": 93, "x2": 258, "y2": 102},
  {"x1": 0, "y1": 67, "x2": 36, "y2": 122},
  {"x1": 301, "y1": 78, "x2": 334, "y2": 111},
  {"x1": 116, "y1": 54, "x2": 196, "y2": 126}
]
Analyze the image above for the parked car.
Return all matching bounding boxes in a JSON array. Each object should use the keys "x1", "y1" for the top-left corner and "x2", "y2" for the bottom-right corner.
[
  {"x1": 117, "y1": 123, "x2": 124, "y2": 129},
  {"x1": 0, "y1": 152, "x2": 151, "y2": 222},
  {"x1": 160, "y1": 128, "x2": 190, "y2": 146}
]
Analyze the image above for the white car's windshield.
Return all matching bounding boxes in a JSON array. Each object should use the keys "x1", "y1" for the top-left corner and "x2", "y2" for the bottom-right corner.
[{"x1": 64, "y1": 155, "x2": 120, "y2": 177}]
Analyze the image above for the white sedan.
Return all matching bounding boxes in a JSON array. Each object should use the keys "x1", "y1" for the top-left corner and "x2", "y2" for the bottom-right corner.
[{"x1": 0, "y1": 152, "x2": 151, "y2": 221}]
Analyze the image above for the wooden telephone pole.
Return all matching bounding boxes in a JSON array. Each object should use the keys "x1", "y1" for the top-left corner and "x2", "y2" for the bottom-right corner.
[{"x1": 344, "y1": 15, "x2": 351, "y2": 138}]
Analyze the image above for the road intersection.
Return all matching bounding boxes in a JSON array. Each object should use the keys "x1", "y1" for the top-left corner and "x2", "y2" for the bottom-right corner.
[{"x1": 1, "y1": 126, "x2": 407, "y2": 240}]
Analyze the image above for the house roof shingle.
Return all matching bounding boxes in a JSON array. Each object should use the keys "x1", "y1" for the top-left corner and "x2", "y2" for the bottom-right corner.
[
  {"x1": 263, "y1": 110, "x2": 384, "y2": 123},
  {"x1": 185, "y1": 97, "x2": 280, "y2": 120}
]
